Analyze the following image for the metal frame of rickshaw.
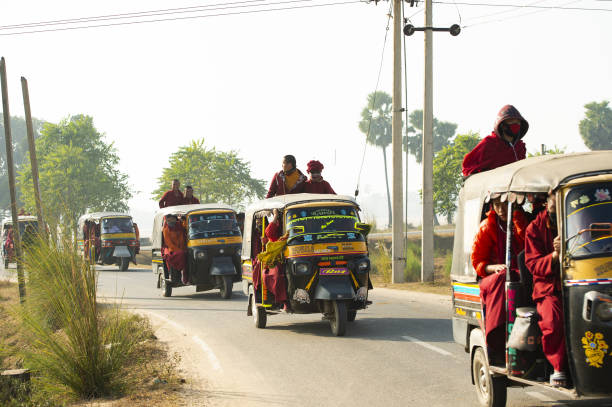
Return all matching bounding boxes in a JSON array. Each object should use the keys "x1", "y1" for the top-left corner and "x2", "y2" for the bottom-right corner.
[{"x1": 451, "y1": 152, "x2": 612, "y2": 405}]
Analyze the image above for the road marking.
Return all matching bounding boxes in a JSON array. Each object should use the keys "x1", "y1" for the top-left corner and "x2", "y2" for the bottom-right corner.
[
  {"x1": 525, "y1": 391, "x2": 555, "y2": 402},
  {"x1": 145, "y1": 311, "x2": 223, "y2": 372},
  {"x1": 401, "y1": 335, "x2": 453, "y2": 357}
]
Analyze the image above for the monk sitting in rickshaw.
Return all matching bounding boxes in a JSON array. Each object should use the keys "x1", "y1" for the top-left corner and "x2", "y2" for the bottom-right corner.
[
  {"x1": 525, "y1": 190, "x2": 567, "y2": 387},
  {"x1": 163, "y1": 214, "x2": 188, "y2": 284},
  {"x1": 471, "y1": 196, "x2": 527, "y2": 364},
  {"x1": 256, "y1": 209, "x2": 288, "y2": 310}
]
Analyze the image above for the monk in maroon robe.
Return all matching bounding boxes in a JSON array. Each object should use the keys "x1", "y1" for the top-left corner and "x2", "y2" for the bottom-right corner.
[
  {"x1": 471, "y1": 197, "x2": 527, "y2": 363},
  {"x1": 525, "y1": 191, "x2": 567, "y2": 386},
  {"x1": 183, "y1": 186, "x2": 200, "y2": 205},
  {"x1": 159, "y1": 179, "x2": 184, "y2": 208},
  {"x1": 303, "y1": 160, "x2": 336, "y2": 194},
  {"x1": 163, "y1": 215, "x2": 188, "y2": 284},
  {"x1": 260, "y1": 210, "x2": 288, "y2": 306}
]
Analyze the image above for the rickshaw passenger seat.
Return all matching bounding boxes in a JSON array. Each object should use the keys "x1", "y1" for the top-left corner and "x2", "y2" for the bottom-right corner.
[{"x1": 517, "y1": 250, "x2": 535, "y2": 307}]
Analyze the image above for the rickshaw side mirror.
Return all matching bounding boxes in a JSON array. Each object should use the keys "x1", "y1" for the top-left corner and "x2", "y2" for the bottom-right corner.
[
  {"x1": 355, "y1": 222, "x2": 372, "y2": 237},
  {"x1": 590, "y1": 223, "x2": 612, "y2": 240}
]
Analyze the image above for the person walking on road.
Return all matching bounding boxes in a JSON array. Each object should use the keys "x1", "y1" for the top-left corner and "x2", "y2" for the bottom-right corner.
[{"x1": 159, "y1": 179, "x2": 184, "y2": 208}]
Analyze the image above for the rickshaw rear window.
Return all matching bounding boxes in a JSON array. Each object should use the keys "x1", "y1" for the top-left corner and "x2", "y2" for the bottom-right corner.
[
  {"x1": 285, "y1": 206, "x2": 364, "y2": 245},
  {"x1": 565, "y1": 183, "x2": 612, "y2": 258},
  {"x1": 101, "y1": 218, "x2": 134, "y2": 234},
  {"x1": 188, "y1": 212, "x2": 240, "y2": 239}
]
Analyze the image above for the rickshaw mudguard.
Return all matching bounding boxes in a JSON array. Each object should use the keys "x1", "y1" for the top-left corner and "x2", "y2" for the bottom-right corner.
[
  {"x1": 564, "y1": 284, "x2": 612, "y2": 397},
  {"x1": 313, "y1": 275, "x2": 355, "y2": 300},
  {"x1": 112, "y1": 245, "x2": 131, "y2": 258},
  {"x1": 210, "y1": 256, "x2": 237, "y2": 275}
]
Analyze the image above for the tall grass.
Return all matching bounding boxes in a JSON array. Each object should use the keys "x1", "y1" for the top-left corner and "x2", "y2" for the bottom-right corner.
[
  {"x1": 18, "y1": 233, "x2": 144, "y2": 401},
  {"x1": 404, "y1": 242, "x2": 421, "y2": 282}
]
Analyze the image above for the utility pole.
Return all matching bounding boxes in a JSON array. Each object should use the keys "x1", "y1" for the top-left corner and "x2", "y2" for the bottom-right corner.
[
  {"x1": 404, "y1": 4, "x2": 460, "y2": 282},
  {"x1": 21, "y1": 77, "x2": 44, "y2": 230},
  {"x1": 1, "y1": 57, "x2": 26, "y2": 301},
  {"x1": 392, "y1": 0, "x2": 405, "y2": 283}
]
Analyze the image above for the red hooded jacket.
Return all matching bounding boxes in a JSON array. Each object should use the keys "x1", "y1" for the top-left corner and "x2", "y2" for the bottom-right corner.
[
  {"x1": 524, "y1": 210, "x2": 561, "y2": 301},
  {"x1": 462, "y1": 105, "x2": 528, "y2": 177}
]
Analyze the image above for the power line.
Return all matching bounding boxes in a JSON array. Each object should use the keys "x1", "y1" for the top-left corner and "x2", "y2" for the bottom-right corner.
[
  {"x1": 464, "y1": 0, "x2": 550, "y2": 23},
  {"x1": 0, "y1": 0, "x2": 364, "y2": 36},
  {"x1": 463, "y1": 0, "x2": 584, "y2": 28},
  {"x1": 355, "y1": 0, "x2": 393, "y2": 198},
  {"x1": 432, "y1": 1, "x2": 612, "y2": 11}
]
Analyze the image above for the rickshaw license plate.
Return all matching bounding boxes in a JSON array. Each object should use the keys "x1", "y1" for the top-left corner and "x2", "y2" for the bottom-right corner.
[{"x1": 320, "y1": 268, "x2": 349, "y2": 276}]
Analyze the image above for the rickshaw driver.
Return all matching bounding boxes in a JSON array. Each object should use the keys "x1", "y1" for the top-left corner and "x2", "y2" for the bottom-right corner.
[
  {"x1": 525, "y1": 190, "x2": 567, "y2": 387},
  {"x1": 471, "y1": 196, "x2": 528, "y2": 364},
  {"x1": 162, "y1": 214, "x2": 189, "y2": 284}
]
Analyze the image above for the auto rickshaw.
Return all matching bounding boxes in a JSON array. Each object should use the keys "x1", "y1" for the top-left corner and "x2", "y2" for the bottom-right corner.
[
  {"x1": 1, "y1": 216, "x2": 40, "y2": 268},
  {"x1": 451, "y1": 152, "x2": 612, "y2": 406},
  {"x1": 241, "y1": 193, "x2": 373, "y2": 336},
  {"x1": 77, "y1": 212, "x2": 138, "y2": 271},
  {"x1": 151, "y1": 204, "x2": 242, "y2": 298}
]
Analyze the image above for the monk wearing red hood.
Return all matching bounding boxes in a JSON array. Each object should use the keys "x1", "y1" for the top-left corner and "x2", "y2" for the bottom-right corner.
[
  {"x1": 303, "y1": 160, "x2": 336, "y2": 194},
  {"x1": 525, "y1": 191, "x2": 567, "y2": 387},
  {"x1": 471, "y1": 197, "x2": 527, "y2": 364},
  {"x1": 462, "y1": 105, "x2": 528, "y2": 177}
]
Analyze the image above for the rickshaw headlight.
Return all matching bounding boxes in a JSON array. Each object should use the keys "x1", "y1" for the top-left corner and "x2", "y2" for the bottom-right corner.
[
  {"x1": 195, "y1": 251, "x2": 206, "y2": 260},
  {"x1": 295, "y1": 263, "x2": 310, "y2": 275},
  {"x1": 596, "y1": 302, "x2": 612, "y2": 322},
  {"x1": 357, "y1": 259, "x2": 370, "y2": 273}
]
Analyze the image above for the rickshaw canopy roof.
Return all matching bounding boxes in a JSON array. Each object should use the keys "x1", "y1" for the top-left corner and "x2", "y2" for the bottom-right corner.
[
  {"x1": 241, "y1": 193, "x2": 360, "y2": 259},
  {"x1": 78, "y1": 212, "x2": 132, "y2": 225},
  {"x1": 452, "y1": 151, "x2": 612, "y2": 282},
  {"x1": 2, "y1": 216, "x2": 39, "y2": 227},
  {"x1": 151, "y1": 203, "x2": 237, "y2": 249}
]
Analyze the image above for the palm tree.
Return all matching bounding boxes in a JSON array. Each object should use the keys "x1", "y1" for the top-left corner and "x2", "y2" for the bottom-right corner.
[{"x1": 359, "y1": 91, "x2": 392, "y2": 228}]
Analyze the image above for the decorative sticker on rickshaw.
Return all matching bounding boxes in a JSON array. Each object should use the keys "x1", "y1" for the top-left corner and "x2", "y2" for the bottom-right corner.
[
  {"x1": 570, "y1": 195, "x2": 591, "y2": 209},
  {"x1": 581, "y1": 331, "x2": 609, "y2": 368},
  {"x1": 594, "y1": 188, "x2": 611, "y2": 202},
  {"x1": 320, "y1": 267, "x2": 349, "y2": 276}
]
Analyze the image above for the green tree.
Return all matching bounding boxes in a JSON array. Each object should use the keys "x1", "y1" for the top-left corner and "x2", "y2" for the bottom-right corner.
[
  {"x1": 579, "y1": 101, "x2": 612, "y2": 150},
  {"x1": 0, "y1": 115, "x2": 44, "y2": 209},
  {"x1": 433, "y1": 132, "x2": 481, "y2": 224},
  {"x1": 358, "y1": 91, "x2": 392, "y2": 228},
  {"x1": 153, "y1": 139, "x2": 265, "y2": 209},
  {"x1": 18, "y1": 115, "x2": 131, "y2": 236},
  {"x1": 528, "y1": 145, "x2": 566, "y2": 157},
  {"x1": 404, "y1": 109, "x2": 458, "y2": 163}
]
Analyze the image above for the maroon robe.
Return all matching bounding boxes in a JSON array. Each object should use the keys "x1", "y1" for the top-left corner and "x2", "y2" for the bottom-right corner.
[
  {"x1": 159, "y1": 190, "x2": 185, "y2": 208},
  {"x1": 266, "y1": 170, "x2": 306, "y2": 198},
  {"x1": 183, "y1": 196, "x2": 200, "y2": 205},
  {"x1": 256, "y1": 220, "x2": 287, "y2": 303},
  {"x1": 525, "y1": 210, "x2": 566, "y2": 371},
  {"x1": 303, "y1": 179, "x2": 336, "y2": 194}
]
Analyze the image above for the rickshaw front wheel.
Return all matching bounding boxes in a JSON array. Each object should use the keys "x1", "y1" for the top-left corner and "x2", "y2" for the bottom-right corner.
[
  {"x1": 251, "y1": 294, "x2": 267, "y2": 328},
  {"x1": 119, "y1": 258, "x2": 129, "y2": 271},
  {"x1": 330, "y1": 301, "x2": 347, "y2": 336},
  {"x1": 347, "y1": 310, "x2": 357, "y2": 322},
  {"x1": 220, "y1": 275, "x2": 233, "y2": 299},
  {"x1": 4, "y1": 258, "x2": 8, "y2": 269},
  {"x1": 472, "y1": 347, "x2": 507, "y2": 407}
]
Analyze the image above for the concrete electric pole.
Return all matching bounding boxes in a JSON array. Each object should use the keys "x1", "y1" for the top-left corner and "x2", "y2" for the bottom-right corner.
[
  {"x1": 391, "y1": 0, "x2": 405, "y2": 283},
  {"x1": 403, "y1": 3, "x2": 460, "y2": 282}
]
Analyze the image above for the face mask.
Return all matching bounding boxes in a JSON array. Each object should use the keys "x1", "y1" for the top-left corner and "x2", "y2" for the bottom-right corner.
[{"x1": 508, "y1": 123, "x2": 521, "y2": 135}]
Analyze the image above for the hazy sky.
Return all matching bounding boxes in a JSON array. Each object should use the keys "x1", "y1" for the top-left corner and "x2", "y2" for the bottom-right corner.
[{"x1": 1, "y1": 0, "x2": 610, "y2": 233}]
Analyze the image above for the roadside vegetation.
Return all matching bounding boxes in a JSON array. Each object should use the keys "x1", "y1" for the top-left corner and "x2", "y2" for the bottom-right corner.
[{"x1": 0, "y1": 235, "x2": 185, "y2": 406}]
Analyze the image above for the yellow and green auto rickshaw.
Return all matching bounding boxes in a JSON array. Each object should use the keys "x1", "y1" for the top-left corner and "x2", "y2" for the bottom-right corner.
[
  {"x1": 1, "y1": 215, "x2": 39, "y2": 268},
  {"x1": 77, "y1": 212, "x2": 138, "y2": 271},
  {"x1": 451, "y1": 152, "x2": 612, "y2": 406},
  {"x1": 241, "y1": 193, "x2": 372, "y2": 336},
  {"x1": 151, "y1": 204, "x2": 242, "y2": 298}
]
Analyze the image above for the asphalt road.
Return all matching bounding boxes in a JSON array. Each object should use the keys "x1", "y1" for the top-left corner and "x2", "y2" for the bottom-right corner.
[{"x1": 85, "y1": 264, "x2": 612, "y2": 407}]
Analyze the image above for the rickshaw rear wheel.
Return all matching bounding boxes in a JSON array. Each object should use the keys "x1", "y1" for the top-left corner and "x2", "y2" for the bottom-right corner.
[
  {"x1": 220, "y1": 275, "x2": 233, "y2": 299},
  {"x1": 330, "y1": 301, "x2": 347, "y2": 336},
  {"x1": 4, "y1": 258, "x2": 8, "y2": 269},
  {"x1": 252, "y1": 294, "x2": 267, "y2": 328},
  {"x1": 472, "y1": 347, "x2": 507, "y2": 407},
  {"x1": 161, "y1": 275, "x2": 172, "y2": 297},
  {"x1": 119, "y1": 258, "x2": 129, "y2": 271},
  {"x1": 347, "y1": 310, "x2": 357, "y2": 322}
]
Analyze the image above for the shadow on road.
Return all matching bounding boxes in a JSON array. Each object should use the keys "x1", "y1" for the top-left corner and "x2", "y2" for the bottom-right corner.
[{"x1": 264, "y1": 316, "x2": 453, "y2": 342}]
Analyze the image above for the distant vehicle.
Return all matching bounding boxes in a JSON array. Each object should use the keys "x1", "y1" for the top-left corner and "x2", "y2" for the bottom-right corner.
[
  {"x1": 451, "y1": 152, "x2": 612, "y2": 406},
  {"x1": 1, "y1": 216, "x2": 40, "y2": 268},
  {"x1": 241, "y1": 193, "x2": 373, "y2": 336},
  {"x1": 77, "y1": 212, "x2": 138, "y2": 271},
  {"x1": 151, "y1": 204, "x2": 242, "y2": 298}
]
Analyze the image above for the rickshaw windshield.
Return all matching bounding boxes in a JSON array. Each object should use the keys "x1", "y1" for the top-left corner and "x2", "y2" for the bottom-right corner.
[
  {"x1": 18, "y1": 221, "x2": 39, "y2": 235},
  {"x1": 101, "y1": 217, "x2": 133, "y2": 234},
  {"x1": 565, "y1": 183, "x2": 612, "y2": 259},
  {"x1": 285, "y1": 205, "x2": 364, "y2": 245},
  {"x1": 188, "y1": 212, "x2": 240, "y2": 240}
]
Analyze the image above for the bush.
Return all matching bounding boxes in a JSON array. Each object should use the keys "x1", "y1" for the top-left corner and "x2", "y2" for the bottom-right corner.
[
  {"x1": 404, "y1": 241, "x2": 421, "y2": 282},
  {"x1": 369, "y1": 243, "x2": 391, "y2": 282},
  {"x1": 18, "y1": 234, "x2": 146, "y2": 401},
  {"x1": 443, "y1": 252, "x2": 453, "y2": 278}
]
